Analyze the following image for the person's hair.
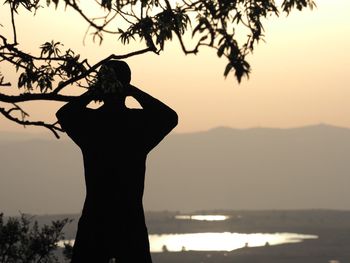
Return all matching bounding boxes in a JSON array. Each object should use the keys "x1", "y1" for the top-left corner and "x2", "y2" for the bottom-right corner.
[{"x1": 98, "y1": 60, "x2": 131, "y2": 84}]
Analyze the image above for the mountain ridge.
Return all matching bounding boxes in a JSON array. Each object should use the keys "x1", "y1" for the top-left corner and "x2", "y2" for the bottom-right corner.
[
  {"x1": 1, "y1": 124, "x2": 349, "y2": 215},
  {"x1": 1, "y1": 123, "x2": 349, "y2": 140}
]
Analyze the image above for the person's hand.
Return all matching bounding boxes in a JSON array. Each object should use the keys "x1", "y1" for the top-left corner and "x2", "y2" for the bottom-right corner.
[
  {"x1": 97, "y1": 66, "x2": 126, "y2": 96},
  {"x1": 101, "y1": 80, "x2": 125, "y2": 96},
  {"x1": 88, "y1": 78, "x2": 125, "y2": 101},
  {"x1": 86, "y1": 82, "x2": 104, "y2": 101},
  {"x1": 125, "y1": 84, "x2": 139, "y2": 97}
]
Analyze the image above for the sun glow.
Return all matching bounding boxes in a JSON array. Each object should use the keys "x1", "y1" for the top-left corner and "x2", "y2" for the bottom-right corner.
[{"x1": 1, "y1": 1, "x2": 350, "y2": 132}]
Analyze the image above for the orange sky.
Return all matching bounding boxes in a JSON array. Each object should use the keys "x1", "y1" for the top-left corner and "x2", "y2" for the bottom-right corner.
[{"x1": 0, "y1": 0, "x2": 349, "y2": 135}]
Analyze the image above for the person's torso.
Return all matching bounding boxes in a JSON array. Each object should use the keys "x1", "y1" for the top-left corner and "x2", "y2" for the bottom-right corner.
[{"x1": 78, "y1": 108, "x2": 149, "y2": 208}]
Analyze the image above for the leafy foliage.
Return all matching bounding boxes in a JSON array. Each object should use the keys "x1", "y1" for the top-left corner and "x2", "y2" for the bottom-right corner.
[
  {"x1": 0, "y1": 0, "x2": 316, "y2": 136},
  {"x1": 0, "y1": 213, "x2": 72, "y2": 263}
]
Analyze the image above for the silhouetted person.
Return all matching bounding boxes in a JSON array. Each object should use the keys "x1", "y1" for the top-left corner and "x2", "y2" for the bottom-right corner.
[{"x1": 56, "y1": 60, "x2": 178, "y2": 263}]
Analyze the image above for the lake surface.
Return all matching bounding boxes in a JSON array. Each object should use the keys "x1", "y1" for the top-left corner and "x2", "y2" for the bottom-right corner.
[
  {"x1": 58, "y1": 232, "x2": 317, "y2": 252},
  {"x1": 175, "y1": 215, "x2": 231, "y2": 221},
  {"x1": 149, "y1": 232, "x2": 317, "y2": 252},
  {"x1": 58, "y1": 214, "x2": 318, "y2": 252}
]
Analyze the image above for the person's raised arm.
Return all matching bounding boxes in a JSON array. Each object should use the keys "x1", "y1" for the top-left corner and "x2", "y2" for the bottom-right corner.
[
  {"x1": 128, "y1": 85, "x2": 178, "y2": 151},
  {"x1": 129, "y1": 85, "x2": 178, "y2": 129},
  {"x1": 56, "y1": 90, "x2": 95, "y2": 145},
  {"x1": 56, "y1": 90, "x2": 94, "y2": 122}
]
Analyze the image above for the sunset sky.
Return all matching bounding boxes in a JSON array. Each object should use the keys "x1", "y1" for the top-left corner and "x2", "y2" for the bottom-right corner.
[{"x1": 0, "y1": 0, "x2": 349, "y2": 134}]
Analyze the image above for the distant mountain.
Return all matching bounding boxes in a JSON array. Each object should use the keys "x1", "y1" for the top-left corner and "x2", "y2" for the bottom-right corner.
[{"x1": 1, "y1": 124, "x2": 350, "y2": 215}]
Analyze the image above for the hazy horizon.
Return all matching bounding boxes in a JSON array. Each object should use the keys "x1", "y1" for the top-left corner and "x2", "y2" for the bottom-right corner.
[
  {"x1": 1, "y1": 124, "x2": 350, "y2": 216},
  {"x1": 0, "y1": 122, "x2": 349, "y2": 137}
]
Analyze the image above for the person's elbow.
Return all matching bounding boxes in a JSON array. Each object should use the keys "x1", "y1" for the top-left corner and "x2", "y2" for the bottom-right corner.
[
  {"x1": 55, "y1": 107, "x2": 64, "y2": 122},
  {"x1": 56, "y1": 104, "x2": 70, "y2": 121},
  {"x1": 56, "y1": 101, "x2": 77, "y2": 121},
  {"x1": 55, "y1": 104, "x2": 72, "y2": 129},
  {"x1": 168, "y1": 109, "x2": 178, "y2": 129}
]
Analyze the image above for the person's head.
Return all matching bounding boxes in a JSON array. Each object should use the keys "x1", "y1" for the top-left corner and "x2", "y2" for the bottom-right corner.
[
  {"x1": 96, "y1": 60, "x2": 131, "y2": 106},
  {"x1": 98, "y1": 60, "x2": 131, "y2": 85}
]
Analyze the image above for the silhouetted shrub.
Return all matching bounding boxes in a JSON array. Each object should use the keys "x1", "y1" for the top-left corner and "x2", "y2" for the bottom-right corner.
[{"x1": 0, "y1": 212, "x2": 72, "y2": 263}]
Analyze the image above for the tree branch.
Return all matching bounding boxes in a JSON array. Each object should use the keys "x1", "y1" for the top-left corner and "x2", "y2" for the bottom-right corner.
[
  {"x1": 53, "y1": 46, "x2": 157, "y2": 94},
  {"x1": 10, "y1": 2, "x2": 17, "y2": 44},
  {"x1": 0, "y1": 92, "x2": 76, "y2": 103},
  {"x1": 66, "y1": 0, "x2": 118, "y2": 34},
  {"x1": 0, "y1": 107, "x2": 63, "y2": 138}
]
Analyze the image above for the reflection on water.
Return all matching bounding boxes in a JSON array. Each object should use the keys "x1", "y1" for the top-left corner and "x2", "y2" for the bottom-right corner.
[
  {"x1": 175, "y1": 215, "x2": 230, "y2": 221},
  {"x1": 150, "y1": 232, "x2": 317, "y2": 252},
  {"x1": 58, "y1": 232, "x2": 317, "y2": 252}
]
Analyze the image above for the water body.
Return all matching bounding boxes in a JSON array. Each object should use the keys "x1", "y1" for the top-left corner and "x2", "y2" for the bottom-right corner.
[
  {"x1": 175, "y1": 215, "x2": 231, "y2": 221},
  {"x1": 58, "y1": 232, "x2": 317, "y2": 252},
  {"x1": 58, "y1": 215, "x2": 317, "y2": 252},
  {"x1": 150, "y1": 232, "x2": 318, "y2": 252}
]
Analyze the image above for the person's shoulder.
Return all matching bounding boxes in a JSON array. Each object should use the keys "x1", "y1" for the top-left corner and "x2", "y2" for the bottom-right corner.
[
  {"x1": 127, "y1": 108, "x2": 146, "y2": 121},
  {"x1": 128, "y1": 108, "x2": 143, "y2": 114},
  {"x1": 83, "y1": 108, "x2": 96, "y2": 117}
]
